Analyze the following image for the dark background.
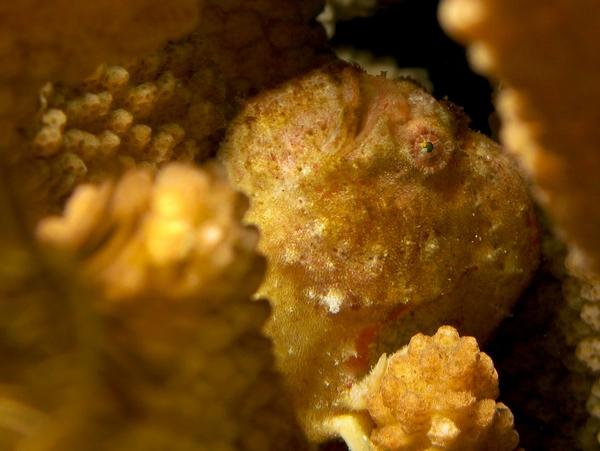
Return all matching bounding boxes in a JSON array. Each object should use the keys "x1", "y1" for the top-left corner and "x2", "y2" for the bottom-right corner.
[{"x1": 331, "y1": 0, "x2": 494, "y2": 135}]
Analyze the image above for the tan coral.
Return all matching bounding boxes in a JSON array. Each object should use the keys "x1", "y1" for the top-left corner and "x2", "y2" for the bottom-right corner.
[
  {"x1": 439, "y1": 1, "x2": 600, "y2": 444},
  {"x1": 343, "y1": 326, "x2": 519, "y2": 451},
  {"x1": 0, "y1": 0, "x2": 200, "y2": 151},
  {"x1": 1, "y1": 0, "x2": 588, "y2": 449},
  {"x1": 220, "y1": 64, "x2": 539, "y2": 441},
  {"x1": 37, "y1": 163, "x2": 264, "y2": 302},
  {"x1": 563, "y1": 258, "x2": 600, "y2": 447},
  {"x1": 1, "y1": 2, "x2": 320, "y2": 449},
  {"x1": 31, "y1": 163, "x2": 306, "y2": 450},
  {"x1": 439, "y1": 0, "x2": 600, "y2": 438},
  {"x1": 335, "y1": 48, "x2": 432, "y2": 92},
  {"x1": 29, "y1": 0, "x2": 332, "y2": 213},
  {"x1": 439, "y1": 0, "x2": 600, "y2": 277}
]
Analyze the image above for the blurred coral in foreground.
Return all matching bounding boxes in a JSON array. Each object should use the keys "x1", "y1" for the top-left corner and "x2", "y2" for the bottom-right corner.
[
  {"x1": 10, "y1": 163, "x2": 305, "y2": 450},
  {"x1": 37, "y1": 164, "x2": 264, "y2": 302}
]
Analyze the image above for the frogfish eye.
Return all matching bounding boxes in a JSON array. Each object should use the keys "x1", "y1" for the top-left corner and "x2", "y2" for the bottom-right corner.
[{"x1": 408, "y1": 127, "x2": 455, "y2": 175}]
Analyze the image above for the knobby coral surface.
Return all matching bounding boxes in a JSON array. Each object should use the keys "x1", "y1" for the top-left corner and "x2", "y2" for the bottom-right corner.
[
  {"x1": 0, "y1": 0, "x2": 200, "y2": 151},
  {"x1": 3, "y1": 0, "x2": 585, "y2": 449},
  {"x1": 30, "y1": 163, "x2": 306, "y2": 450},
  {"x1": 220, "y1": 64, "x2": 539, "y2": 441},
  {"x1": 342, "y1": 326, "x2": 519, "y2": 451},
  {"x1": 1, "y1": 0, "x2": 203, "y2": 239},
  {"x1": 1, "y1": 1, "x2": 318, "y2": 449},
  {"x1": 27, "y1": 0, "x2": 332, "y2": 216},
  {"x1": 562, "y1": 260, "x2": 600, "y2": 447}
]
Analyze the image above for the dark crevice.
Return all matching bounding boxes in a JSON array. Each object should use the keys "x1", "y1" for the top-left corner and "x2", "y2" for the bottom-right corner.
[{"x1": 330, "y1": 0, "x2": 494, "y2": 136}]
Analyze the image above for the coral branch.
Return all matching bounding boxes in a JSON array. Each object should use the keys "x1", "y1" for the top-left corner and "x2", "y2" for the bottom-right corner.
[
  {"x1": 439, "y1": 0, "x2": 600, "y2": 276},
  {"x1": 345, "y1": 326, "x2": 519, "y2": 451}
]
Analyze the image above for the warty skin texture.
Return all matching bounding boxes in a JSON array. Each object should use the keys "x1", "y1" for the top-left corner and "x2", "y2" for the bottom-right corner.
[{"x1": 220, "y1": 64, "x2": 540, "y2": 441}]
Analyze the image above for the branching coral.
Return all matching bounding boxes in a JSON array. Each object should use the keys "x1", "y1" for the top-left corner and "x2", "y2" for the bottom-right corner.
[
  {"x1": 1, "y1": 1, "x2": 323, "y2": 449},
  {"x1": 220, "y1": 63, "x2": 539, "y2": 441},
  {"x1": 28, "y1": 0, "x2": 332, "y2": 214},
  {"x1": 31, "y1": 163, "x2": 306, "y2": 450},
  {"x1": 37, "y1": 163, "x2": 265, "y2": 302},
  {"x1": 1, "y1": 0, "x2": 203, "y2": 236},
  {"x1": 340, "y1": 326, "x2": 519, "y2": 451}
]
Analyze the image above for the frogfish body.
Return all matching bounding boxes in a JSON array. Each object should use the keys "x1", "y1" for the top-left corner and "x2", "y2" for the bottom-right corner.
[{"x1": 220, "y1": 64, "x2": 539, "y2": 441}]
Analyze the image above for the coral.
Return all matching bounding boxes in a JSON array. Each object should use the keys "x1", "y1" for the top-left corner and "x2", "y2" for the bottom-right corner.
[
  {"x1": 28, "y1": 0, "x2": 332, "y2": 214},
  {"x1": 1, "y1": 1, "x2": 323, "y2": 449},
  {"x1": 3, "y1": 0, "x2": 592, "y2": 449},
  {"x1": 0, "y1": 0, "x2": 202, "y2": 233},
  {"x1": 485, "y1": 226, "x2": 592, "y2": 450},
  {"x1": 335, "y1": 48, "x2": 432, "y2": 92},
  {"x1": 29, "y1": 163, "x2": 306, "y2": 450},
  {"x1": 343, "y1": 326, "x2": 519, "y2": 451},
  {"x1": 318, "y1": 0, "x2": 378, "y2": 37},
  {"x1": 37, "y1": 163, "x2": 264, "y2": 301},
  {"x1": 439, "y1": 0, "x2": 600, "y2": 445},
  {"x1": 0, "y1": 0, "x2": 200, "y2": 150},
  {"x1": 563, "y1": 259, "x2": 600, "y2": 448},
  {"x1": 220, "y1": 64, "x2": 539, "y2": 441},
  {"x1": 439, "y1": 0, "x2": 600, "y2": 277}
]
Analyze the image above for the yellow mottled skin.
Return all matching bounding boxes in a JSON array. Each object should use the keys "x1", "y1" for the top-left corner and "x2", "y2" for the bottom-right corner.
[{"x1": 220, "y1": 64, "x2": 539, "y2": 441}]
